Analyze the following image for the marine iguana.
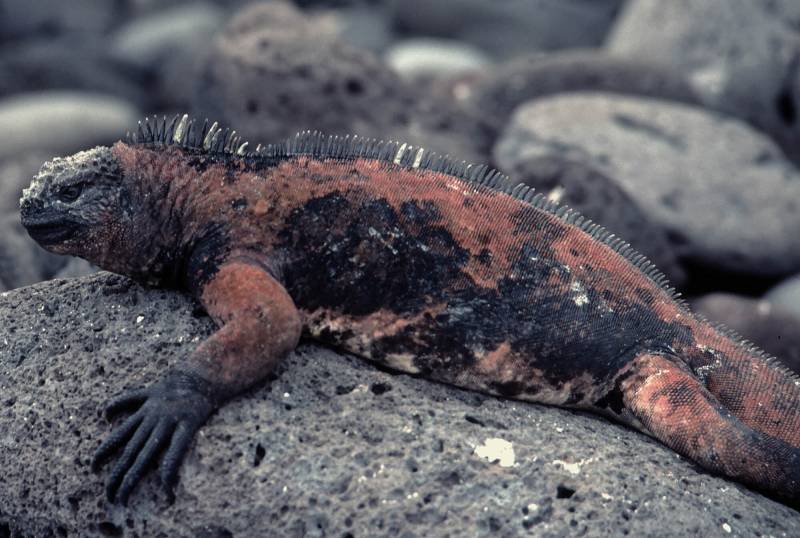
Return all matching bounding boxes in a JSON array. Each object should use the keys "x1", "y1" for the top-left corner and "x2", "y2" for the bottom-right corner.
[{"x1": 19, "y1": 115, "x2": 800, "y2": 506}]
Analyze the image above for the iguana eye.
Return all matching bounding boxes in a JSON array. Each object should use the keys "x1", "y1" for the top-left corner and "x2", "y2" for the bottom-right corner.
[{"x1": 58, "y1": 184, "x2": 83, "y2": 203}]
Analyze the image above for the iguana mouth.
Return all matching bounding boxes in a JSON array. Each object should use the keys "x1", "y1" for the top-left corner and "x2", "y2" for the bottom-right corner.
[{"x1": 23, "y1": 219, "x2": 78, "y2": 244}]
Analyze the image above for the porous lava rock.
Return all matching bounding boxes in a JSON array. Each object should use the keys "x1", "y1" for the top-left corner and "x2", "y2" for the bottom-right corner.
[{"x1": 0, "y1": 273, "x2": 798, "y2": 536}]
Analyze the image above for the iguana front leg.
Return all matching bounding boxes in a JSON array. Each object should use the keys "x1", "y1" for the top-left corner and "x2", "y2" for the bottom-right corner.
[{"x1": 91, "y1": 260, "x2": 302, "y2": 504}]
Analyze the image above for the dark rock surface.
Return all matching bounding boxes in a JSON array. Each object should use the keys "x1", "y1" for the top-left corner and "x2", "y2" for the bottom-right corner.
[
  {"x1": 1, "y1": 272, "x2": 799, "y2": 536},
  {"x1": 470, "y1": 50, "x2": 700, "y2": 144},
  {"x1": 691, "y1": 293, "x2": 800, "y2": 375},
  {"x1": 494, "y1": 92, "x2": 800, "y2": 277},
  {"x1": 389, "y1": 0, "x2": 623, "y2": 58},
  {"x1": 498, "y1": 155, "x2": 686, "y2": 287},
  {"x1": 192, "y1": 2, "x2": 487, "y2": 164}
]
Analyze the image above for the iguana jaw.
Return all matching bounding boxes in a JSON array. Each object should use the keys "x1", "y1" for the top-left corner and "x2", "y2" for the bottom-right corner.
[{"x1": 21, "y1": 215, "x2": 80, "y2": 246}]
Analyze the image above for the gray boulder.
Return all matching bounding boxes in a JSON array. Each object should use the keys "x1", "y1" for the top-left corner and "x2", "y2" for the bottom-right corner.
[
  {"x1": 755, "y1": 0, "x2": 800, "y2": 31},
  {"x1": 494, "y1": 92, "x2": 800, "y2": 277},
  {"x1": 52, "y1": 257, "x2": 97, "y2": 280},
  {"x1": 110, "y1": 3, "x2": 226, "y2": 71},
  {"x1": 192, "y1": 1, "x2": 395, "y2": 143},
  {"x1": 0, "y1": 92, "x2": 139, "y2": 161},
  {"x1": 0, "y1": 216, "x2": 40, "y2": 291},
  {"x1": 606, "y1": 0, "x2": 800, "y2": 161},
  {"x1": 330, "y1": 4, "x2": 395, "y2": 54},
  {"x1": 1, "y1": 272, "x2": 798, "y2": 536}
]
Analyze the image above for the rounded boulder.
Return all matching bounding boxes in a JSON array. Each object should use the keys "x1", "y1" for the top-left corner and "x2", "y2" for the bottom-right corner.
[{"x1": 494, "y1": 92, "x2": 800, "y2": 277}]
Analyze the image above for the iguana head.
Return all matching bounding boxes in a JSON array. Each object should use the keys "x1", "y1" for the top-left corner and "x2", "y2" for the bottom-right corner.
[
  {"x1": 20, "y1": 145, "x2": 133, "y2": 268},
  {"x1": 20, "y1": 114, "x2": 242, "y2": 287}
]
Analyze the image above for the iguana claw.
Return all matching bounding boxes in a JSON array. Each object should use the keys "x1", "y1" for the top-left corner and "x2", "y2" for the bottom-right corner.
[{"x1": 91, "y1": 372, "x2": 216, "y2": 505}]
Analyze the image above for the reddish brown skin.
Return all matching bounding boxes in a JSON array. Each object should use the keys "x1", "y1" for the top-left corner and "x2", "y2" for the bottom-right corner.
[
  {"x1": 22, "y1": 137, "x2": 800, "y2": 506},
  {"x1": 193, "y1": 261, "x2": 301, "y2": 397}
]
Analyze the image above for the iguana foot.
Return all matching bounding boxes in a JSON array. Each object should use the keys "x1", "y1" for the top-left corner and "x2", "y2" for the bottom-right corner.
[{"x1": 91, "y1": 371, "x2": 217, "y2": 505}]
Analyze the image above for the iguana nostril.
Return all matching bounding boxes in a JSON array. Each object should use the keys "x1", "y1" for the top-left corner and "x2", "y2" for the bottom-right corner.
[{"x1": 19, "y1": 197, "x2": 42, "y2": 217}]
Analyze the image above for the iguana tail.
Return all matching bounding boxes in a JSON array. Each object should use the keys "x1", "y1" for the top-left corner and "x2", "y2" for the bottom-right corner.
[{"x1": 622, "y1": 349, "x2": 800, "y2": 506}]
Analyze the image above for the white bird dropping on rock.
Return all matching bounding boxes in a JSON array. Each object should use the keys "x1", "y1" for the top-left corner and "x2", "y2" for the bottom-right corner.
[{"x1": 474, "y1": 438, "x2": 516, "y2": 467}]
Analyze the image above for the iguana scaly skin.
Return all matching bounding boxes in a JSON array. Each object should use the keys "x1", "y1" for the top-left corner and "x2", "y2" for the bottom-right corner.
[{"x1": 19, "y1": 115, "x2": 800, "y2": 506}]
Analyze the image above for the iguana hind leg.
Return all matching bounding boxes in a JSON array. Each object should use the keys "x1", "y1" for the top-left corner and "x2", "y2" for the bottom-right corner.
[
  {"x1": 687, "y1": 353, "x2": 800, "y2": 448},
  {"x1": 621, "y1": 352, "x2": 800, "y2": 504}
]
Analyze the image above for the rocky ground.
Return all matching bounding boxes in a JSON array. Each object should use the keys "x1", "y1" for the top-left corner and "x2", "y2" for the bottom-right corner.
[
  {"x1": 2, "y1": 0, "x2": 800, "y2": 535},
  {"x1": 3, "y1": 274, "x2": 799, "y2": 537}
]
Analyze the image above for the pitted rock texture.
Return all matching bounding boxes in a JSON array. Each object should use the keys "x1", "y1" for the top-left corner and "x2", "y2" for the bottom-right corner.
[
  {"x1": 494, "y1": 92, "x2": 800, "y2": 277},
  {"x1": 1, "y1": 272, "x2": 799, "y2": 537},
  {"x1": 192, "y1": 2, "x2": 487, "y2": 165},
  {"x1": 192, "y1": 1, "x2": 411, "y2": 144},
  {"x1": 691, "y1": 293, "x2": 800, "y2": 375},
  {"x1": 498, "y1": 156, "x2": 685, "y2": 287}
]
